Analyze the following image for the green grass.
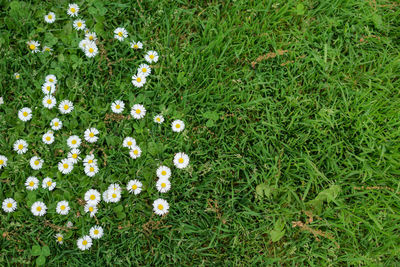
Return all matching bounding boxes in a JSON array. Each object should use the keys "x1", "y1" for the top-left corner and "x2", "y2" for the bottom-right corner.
[{"x1": 1, "y1": 0, "x2": 400, "y2": 265}]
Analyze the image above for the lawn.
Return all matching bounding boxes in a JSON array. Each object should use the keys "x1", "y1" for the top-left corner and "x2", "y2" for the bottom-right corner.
[{"x1": 1, "y1": 0, "x2": 400, "y2": 265}]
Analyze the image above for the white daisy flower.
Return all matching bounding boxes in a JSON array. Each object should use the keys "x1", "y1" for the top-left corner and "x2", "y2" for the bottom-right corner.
[
  {"x1": 56, "y1": 201, "x2": 70, "y2": 215},
  {"x1": 59, "y1": 100, "x2": 74, "y2": 114},
  {"x1": 84, "y1": 128, "x2": 99, "y2": 143},
  {"x1": 145, "y1": 50, "x2": 159, "y2": 63},
  {"x1": 14, "y1": 72, "x2": 20, "y2": 79},
  {"x1": 42, "y1": 46, "x2": 53, "y2": 54},
  {"x1": 111, "y1": 100, "x2": 124, "y2": 114},
  {"x1": 172, "y1": 119, "x2": 185, "y2": 132},
  {"x1": 45, "y1": 74, "x2": 57, "y2": 84},
  {"x1": 130, "y1": 104, "x2": 146, "y2": 119},
  {"x1": 102, "y1": 190, "x2": 111, "y2": 203},
  {"x1": 153, "y1": 198, "x2": 169, "y2": 216},
  {"x1": 58, "y1": 158, "x2": 74, "y2": 174},
  {"x1": 44, "y1": 12, "x2": 56, "y2": 23},
  {"x1": 0, "y1": 155, "x2": 8, "y2": 169},
  {"x1": 156, "y1": 178, "x2": 171, "y2": 193},
  {"x1": 67, "y1": 3, "x2": 79, "y2": 17},
  {"x1": 156, "y1": 166, "x2": 171, "y2": 179},
  {"x1": 42, "y1": 177, "x2": 56, "y2": 191},
  {"x1": 90, "y1": 225, "x2": 104, "y2": 239},
  {"x1": 174, "y1": 152, "x2": 190, "y2": 169},
  {"x1": 25, "y1": 176, "x2": 39, "y2": 190},
  {"x1": 107, "y1": 183, "x2": 122, "y2": 194},
  {"x1": 137, "y1": 64, "x2": 151, "y2": 77},
  {"x1": 154, "y1": 115, "x2": 164, "y2": 124},
  {"x1": 18, "y1": 107, "x2": 32, "y2": 122},
  {"x1": 84, "y1": 189, "x2": 101, "y2": 205},
  {"x1": 73, "y1": 19, "x2": 85, "y2": 31},
  {"x1": 77, "y1": 236, "x2": 92, "y2": 251},
  {"x1": 13, "y1": 139, "x2": 28, "y2": 154},
  {"x1": 130, "y1": 41, "x2": 143, "y2": 50},
  {"x1": 42, "y1": 131, "x2": 55, "y2": 145},
  {"x1": 84, "y1": 41, "x2": 98, "y2": 58},
  {"x1": 31, "y1": 201, "x2": 47, "y2": 216},
  {"x1": 83, "y1": 154, "x2": 97, "y2": 166},
  {"x1": 67, "y1": 135, "x2": 81, "y2": 149},
  {"x1": 50, "y1": 118, "x2": 62, "y2": 131},
  {"x1": 55, "y1": 233, "x2": 64, "y2": 244},
  {"x1": 114, "y1": 27, "x2": 128, "y2": 41},
  {"x1": 42, "y1": 82, "x2": 56, "y2": 94},
  {"x1": 66, "y1": 221, "x2": 74, "y2": 228},
  {"x1": 84, "y1": 164, "x2": 99, "y2": 177},
  {"x1": 84, "y1": 203, "x2": 98, "y2": 217},
  {"x1": 107, "y1": 190, "x2": 121, "y2": 203},
  {"x1": 67, "y1": 148, "x2": 81, "y2": 164},
  {"x1": 129, "y1": 145, "x2": 142, "y2": 159},
  {"x1": 2, "y1": 198, "x2": 17, "y2": 213},
  {"x1": 122, "y1": 137, "x2": 136, "y2": 149},
  {"x1": 79, "y1": 39, "x2": 91, "y2": 51},
  {"x1": 127, "y1": 180, "x2": 142, "y2": 195},
  {"x1": 42, "y1": 95, "x2": 56, "y2": 109},
  {"x1": 85, "y1": 32, "x2": 97, "y2": 41},
  {"x1": 131, "y1": 74, "x2": 146, "y2": 88},
  {"x1": 27, "y1": 40, "x2": 40, "y2": 53},
  {"x1": 30, "y1": 156, "x2": 44, "y2": 170}
]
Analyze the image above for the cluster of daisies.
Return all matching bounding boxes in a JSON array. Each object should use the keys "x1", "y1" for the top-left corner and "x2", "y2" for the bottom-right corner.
[{"x1": 26, "y1": 11, "x2": 56, "y2": 54}]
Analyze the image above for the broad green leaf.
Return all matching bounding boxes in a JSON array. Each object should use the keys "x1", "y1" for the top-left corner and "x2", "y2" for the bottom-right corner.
[
  {"x1": 41, "y1": 246, "x2": 50, "y2": 257},
  {"x1": 36, "y1": 255, "x2": 46, "y2": 266},
  {"x1": 31, "y1": 245, "x2": 41, "y2": 256}
]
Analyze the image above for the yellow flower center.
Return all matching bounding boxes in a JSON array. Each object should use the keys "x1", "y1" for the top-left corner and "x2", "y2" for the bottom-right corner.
[
  {"x1": 77, "y1": 22, "x2": 82, "y2": 27},
  {"x1": 132, "y1": 184, "x2": 137, "y2": 190},
  {"x1": 48, "y1": 15, "x2": 52, "y2": 19},
  {"x1": 16, "y1": 74, "x2": 20, "y2": 79},
  {"x1": 29, "y1": 181, "x2": 34, "y2": 187},
  {"x1": 90, "y1": 195, "x2": 95, "y2": 200},
  {"x1": 118, "y1": 32, "x2": 123, "y2": 37},
  {"x1": 34, "y1": 160, "x2": 40, "y2": 165},
  {"x1": 112, "y1": 193, "x2": 117, "y2": 198},
  {"x1": 150, "y1": 54, "x2": 155, "y2": 59},
  {"x1": 134, "y1": 44, "x2": 138, "y2": 49},
  {"x1": 82, "y1": 240, "x2": 87, "y2": 245},
  {"x1": 88, "y1": 159, "x2": 93, "y2": 164},
  {"x1": 89, "y1": 167, "x2": 94, "y2": 172},
  {"x1": 157, "y1": 204, "x2": 163, "y2": 210},
  {"x1": 89, "y1": 132, "x2": 94, "y2": 137},
  {"x1": 70, "y1": 7, "x2": 76, "y2": 13},
  {"x1": 89, "y1": 36, "x2": 94, "y2": 40},
  {"x1": 63, "y1": 163, "x2": 69, "y2": 169},
  {"x1": 94, "y1": 229, "x2": 99, "y2": 235},
  {"x1": 47, "y1": 181, "x2": 52, "y2": 186},
  {"x1": 47, "y1": 99, "x2": 52, "y2": 104},
  {"x1": 72, "y1": 154, "x2": 78, "y2": 159},
  {"x1": 49, "y1": 78, "x2": 53, "y2": 82},
  {"x1": 7, "y1": 203, "x2": 12, "y2": 208},
  {"x1": 54, "y1": 122, "x2": 59, "y2": 126},
  {"x1": 127, "y1": 141, "x2": 132, "y2": 146},
  {"x1": 45, "y1": 47, "x2": 50, "y2": 51},
  {"x1": 161, "y1": 183, "x2": 166, "y2": 188},
  {"x1": 23, "y1": 111, "x2": 28, "y2": 117},
  {"x1": 133, "y1": 150, "x2": 138, "y2": 155},
  {"x1": 135, "y1": 109, "x2": 141, "y2": 114},
  {"x1": 178, "y1": 158, "x2": 184, "y2": 163},
  {"x1": 89, "y1": 207, "x2": 94, "y2": 212},
  {"x1": 60, "y1": 205, "x2": 65, "y2": 210},
  {"x1": 46, "y1": 136, "x2": 51, "y2": 141},
  {"x1": 116, "y1": 104, "x2": 120, "y2": 109},
  {"x1": 136, "y1": 77, "x2": 141, "y2": 82},
  {"x1": 57, "y1": 236, "x2": 63, "y2": 242},
  {"x1": 29, "y1": 44, "x2": 35, "y2": 50},
  {"x1": 0, "y1": 160, "x2": 3, "y2": 165},
  {"x1": 71, "y1": 139, "x2": 76, "y2": 144},
  {"x1": 89, "y1": 48, "x2": 94, "y2": 53},
  {"x1": 18, "y1": 144, "x2": 23, "y2": 149},
  {"x1": 46, "y1": 86, "x2": 51, "y2": 91},
  {"x1": 161, "y1": 171, "x2": 167, "y2": 176},
  {"x1": 36, "y1": 206, "x2": 42, "y2": 211},
  {"x1": 142, "y1": 68, "x2": 147, "y2": 73},
  {"x1": 64, "y1": 105, "x2": 69, "y2": 110},
  {"x1": 176, "y1": 124, "x2": 181, "y2": 128}
]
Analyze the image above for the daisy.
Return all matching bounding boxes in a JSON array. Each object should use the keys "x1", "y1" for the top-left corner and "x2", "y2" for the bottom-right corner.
[
  {"x1": 84, "y1": 189, "x2": 101, "y2": 205},
  {"x1": 127, "y1": 180, "x2": 142, "y2": 195},
  {"x1": 30, "y1": 156, "x2": 44, "y2": 170},
  {"x1": 14, "y1": 73, "x2": 20, "y2": 79},
  {"x1": 68, "y1": 148, "x2": 81, "y2": 164},
  {"x1": 42, "y1": 95, "x2": 56, "y2": 109},
  {"x1": 44, "y1": 12, "x2": 56, "y2": 23},
  {"x1": 111, "y1": 100, "x2": 124, "y2": 114},
  {"x1": 42, "y1": 46, "x2": 53, "y2": 54},
  {"x1": 77, "y1": 236, "x2": 92, "y2": 251},
  {"x1": 153, "y1": 198, "x2": 169, "y2": 216},
  {"x1": 84, "y1": 203, "x2": 98, "y2": 217},
  {"x1": 154, "y1": 115, "x2": 164, "y2": 124},
  {"x1": 145, "y1": 50, "x2": 159, "y2": 63},
  {"x1": 122, "y1": 137, "x2": 136, "y2": 149},
  {"x1": 67, "y1": 3, "x2": 79, "y2": 17},
  {"x1": 85, "y1": 32, "x2": 97, "y2": 41},
  {"x1": 172, "y1": 119, "x2": 185, "y2": 132},
  {"x1": 89, "y1": 225, "x2": 104, "y2": 239},
  {"x1": 84, "y1": 128, "x2": 99, "y2": 143},
  {"x1": 50, "y1": 118, "x2": 62, "y2": 131},
  {"x1": 84, "y1": 164, "x2": 99, "y2": 177},
  {"x1": 79, "y1": 39, "x2": 91, "y2": 51},
  {"x1": 66, "y1": 221, "x2": 74, "y2": 228},
  {"x1": 107, "y1": 190, "x2": 121, "y2": 203},
  {"x1": 131, "y1": 74, "x2": 146, "y2": 88},
  {"x1": 156, "y1": 178, "x2": 171, "y2": 193},
  {"x1": 58, "y1": 158, "x2": 74, "y2": 174},
  {"x1": 0, "y1": 97, "x2": 3, "y2": 105},
  {"x1": 18, "y1": 107, "x2": 32, "y2": 122},
  {"x1": 156, "y1": 166, "x2": 171, "y2": 179},
  {"x1": 27, "y1": 40, "x2": 40, "y2": 53},
  {"x1": 84, "y1": 41, "x2": 98, "y2": 58},
  {"x1": 45, "y1": 74, "x2": 57, "y2": 84},
  {"x1": 114, "y1": 27, "x2": 128, "y2": 41},
  {"x1": 13, "y1": 139, "x2": 28, "y2": 154},
  {"x1": 56, "y1": 201, "x2": 70, "y2": 215},
  {"x1": 137, "y1": 64, "x2": 151, "y2": 77},
  {"x1": 130, "y1": 41, "x2": 143, "y2": 50},
  {"x1": 129, "y1": 145, "x2": 142, "y2": 159},
  {"x1": 83, "y1": 154, "x2": 97, "y2": 166},
  {"x1": 59, "y1": 100, "x2": 74, "y2": 114},
  {"x1": 67, "y1": 135, "x2": 81, "y2": 149},
  {"x1": 108, "y1": 183, "x2": 122, "y2": 194},
  {"x1": 102, "y1": 190, "x2": 111, "y2": 203},
  {"x1": 25, "y1": 176, "x2": 39, "y2": 190},
  {"x1": 2, "y1": 198, "x2": 17, "y2": 213},
  {"x1": 42, "y1": 82, "x2": 55, "y2": 94},
  {"x1": 130, "y1": 104, "x2": 146, "y2": 119},
  {"x1": 0, "y1": 155, "x2": 8, "y2": 169},
  {"x1": 42, "y1": 177, "x2": 56, "y2": 191},
  {"x1": 42, "y1": 131, "x2": 55, "y2": 145},
  {"x1": 55, "y1": 233, "x2": 64, "y2": 244},
  {"x1": 31, "y1": 201, "x2": 47, "y2": 216},
  {"x1": 174, "y1": 152, "x2": 190, "y2": 169}
]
